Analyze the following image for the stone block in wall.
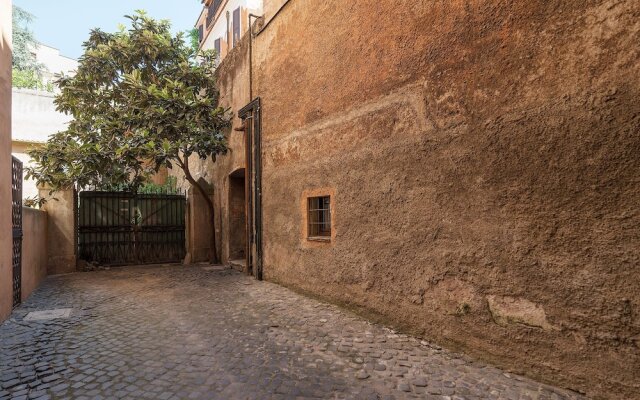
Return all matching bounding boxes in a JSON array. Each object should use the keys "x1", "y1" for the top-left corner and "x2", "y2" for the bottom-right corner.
[{"x1": 487, "y1": 295, "x2": 558, "y2": 331}]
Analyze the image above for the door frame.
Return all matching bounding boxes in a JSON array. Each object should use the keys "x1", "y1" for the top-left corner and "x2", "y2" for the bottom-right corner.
[{"x1": 238, "y1": 97, "x2": 263, "y2": 280}]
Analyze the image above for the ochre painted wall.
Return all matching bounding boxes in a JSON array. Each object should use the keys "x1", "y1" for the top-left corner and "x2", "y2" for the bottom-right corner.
[
  {"x1": 0, "y1": 0, "x2": 13, "y2": 322},
  {"x1": 175, "y1": 1, "x2": 640, "y2": 397},
  {"x1": 40, "y1": 187, "x2": 76, "y2": 275},
  {"x1": 21, "y1": 207, "x2": 48, "y2": 301},
  {"x1": 173, "y1": 37, "x2": 251, "y2": 265}
]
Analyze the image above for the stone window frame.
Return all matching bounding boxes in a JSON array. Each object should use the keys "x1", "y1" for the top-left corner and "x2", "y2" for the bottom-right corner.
[{"x1": 301, "y1": 188, "x2": 336, "y2": 246}]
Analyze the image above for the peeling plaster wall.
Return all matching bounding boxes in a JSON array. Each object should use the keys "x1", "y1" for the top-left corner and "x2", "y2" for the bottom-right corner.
[
  {"x1": 176, "y1": 1, "x2": 640, "y2": 397},
  {"x1": 0, "y1": 0, "x2": 13, "y2": 322}
]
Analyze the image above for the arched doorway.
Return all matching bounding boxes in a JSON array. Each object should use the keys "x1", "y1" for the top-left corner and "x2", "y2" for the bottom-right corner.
[{"x1": 228, "y1": 168, "x2": 246, "y2": 265}]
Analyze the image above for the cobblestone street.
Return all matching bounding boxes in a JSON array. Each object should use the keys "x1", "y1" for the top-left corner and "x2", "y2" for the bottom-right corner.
[{"x1": 1, "y1": 265, "x2": 584, "y2": 400}]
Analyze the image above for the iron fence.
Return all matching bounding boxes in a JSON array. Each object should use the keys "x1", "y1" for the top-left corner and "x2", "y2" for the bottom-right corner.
[
  {"x1": 11, "y1": 156, "x2": 23, "y2": 307},
  {"x1": 78, "y1": 191, "x2": 186, "y2": 266}
]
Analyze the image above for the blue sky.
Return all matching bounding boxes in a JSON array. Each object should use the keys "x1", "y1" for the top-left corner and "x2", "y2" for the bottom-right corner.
[{"x1": 13, "y1": 1, "x2": 203, "y2": 59}]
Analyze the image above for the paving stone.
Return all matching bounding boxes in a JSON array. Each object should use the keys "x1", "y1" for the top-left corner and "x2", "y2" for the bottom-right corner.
[
  {"x1": 0, "y1": 265, "x2": 585, "y2": 400},
  {"x1": 412, "y1": 377, "x2": 428, "y2": 387},
  {"x1": 356, "y1": 370, "x2": 370, "y2": 380},
  {"x1": 398, "y1": 382, "x2": 411, "y2": 392},
  {"x1": 374, "y1": 363, "x2": 387, "y2": 371},
  {"x1": 23, "y1": 309, "x2": 72, "y2": 321}
]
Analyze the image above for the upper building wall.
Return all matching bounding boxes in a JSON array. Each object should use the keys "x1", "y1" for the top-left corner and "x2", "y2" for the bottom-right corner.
[
  {"x1": 34, "y1": 42, "x2": 77, "y2": 83},
  {"x1": 12, "y1": 88, "x2": 71, "y2": 143},
  {"x1": 196, "y1": 0, "x2": 262, "y2": 62},
  {"x1": 262, "y1": 0, "x2": 287, "y2": 23}
]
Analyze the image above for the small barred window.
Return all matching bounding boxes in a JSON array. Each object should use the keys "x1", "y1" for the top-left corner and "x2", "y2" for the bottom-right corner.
[{"x1": 307, "y1": 196, "x2": 331, "y2": 239}]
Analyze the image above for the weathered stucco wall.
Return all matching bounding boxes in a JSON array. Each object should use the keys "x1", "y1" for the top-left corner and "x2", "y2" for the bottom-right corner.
[
  {"x1": 178, "y1": 0, "x2": 639, "y2": 397},
  {"x1": 0, "y1": 0, "x2": 13, "y2": 322},
  {"x1": 40, "y1": 187, "x2": 76, "y2": 274},
  {"x1": 21, "y1": 207, "x2": 48, "y2": 300},
  {"x1": 253, "y1": 1, "x2": 640, "y2": 398},
  {"x1": 185, "y1": 186, "x2": 215, "y2": 263},
  {"x1": 173, "y1": 38, "x2": 251, "y2": 265}
]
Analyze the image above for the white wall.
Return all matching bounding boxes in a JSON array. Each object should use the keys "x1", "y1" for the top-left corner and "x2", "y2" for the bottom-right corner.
[
  {"x1": 12, "y1": 88, "x2": 71, "y2": 142},
  {"x1": 201, "y1": 0, "x2": 262, "y2": 55},
  {"x1": 33, "y1": 43, "x2": 77, "y2": 85},
  {"x1": 11, "y1": 88, "x2": 72, "y2": 199},
  {"x1": 12, "y1": 144, "x2": 38, "y2": 199}
]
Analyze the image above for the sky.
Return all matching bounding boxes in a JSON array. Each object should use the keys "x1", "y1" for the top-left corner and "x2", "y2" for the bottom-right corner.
[{"x1": 12, "y1": 0, "x2": 204, "y2": 59}]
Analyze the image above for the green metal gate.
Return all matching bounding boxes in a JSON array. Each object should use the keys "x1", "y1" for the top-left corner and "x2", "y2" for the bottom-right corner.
[{"x1": 78, "y1": 191, "x2": 186, "y2": 265}]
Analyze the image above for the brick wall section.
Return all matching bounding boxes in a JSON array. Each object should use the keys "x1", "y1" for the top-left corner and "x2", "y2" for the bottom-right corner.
[{"x1": 173, "y1": 1, "x2": 640, "y2": 397}]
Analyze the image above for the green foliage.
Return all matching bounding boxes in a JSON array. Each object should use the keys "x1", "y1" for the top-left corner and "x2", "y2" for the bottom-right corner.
[
  {"x1": 23, "y1": 195, "x2": 50, "y2": 209},
  {"x1": 12, "y1": 5, "x2": 45, "y2": 73},
  {"x1": 12, "y1": 68, "x2": 53, "y2": 91},
  {"x1": 138, "y1": 175, "x2": 179, "y2": 194},
  {"x1": 188, "y1": 28, "x2": 200, "y2": 53},
  {"x1": 103, "y1": 176, "x2": 180, "y2": 195},
  {"x1": 26, "y1": 11, "x2": 231, "y2": 193}
]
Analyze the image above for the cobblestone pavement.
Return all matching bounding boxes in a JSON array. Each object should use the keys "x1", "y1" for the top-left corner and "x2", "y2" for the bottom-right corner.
[{"x1": 1, "y1": 265, "x2": 585, "y2": 400}]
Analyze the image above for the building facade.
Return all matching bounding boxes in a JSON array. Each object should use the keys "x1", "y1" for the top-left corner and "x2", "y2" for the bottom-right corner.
[
  {"x1": 176, "y1": 1, "x2": 640, "y2": 398},
  {"x1": 0, "y1": 0, "x2": 14, "y2": 321},
  {"x1": 12, "y1": 89, "x2": 73, "y2": 199},
  {"x1": 11, "y1": 45, "x2": 77, "y2": 200},
  {"x1": 195, "y1": 0, "x2": 262, "y2": 61},
  {"x1": 33, "y1": 42, "x2": 77, "y2": 87}
]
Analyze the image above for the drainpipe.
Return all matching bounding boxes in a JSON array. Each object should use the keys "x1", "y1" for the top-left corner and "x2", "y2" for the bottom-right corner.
[{"x1": 248, "y1": 13, "x2": 262, "y2": 100}]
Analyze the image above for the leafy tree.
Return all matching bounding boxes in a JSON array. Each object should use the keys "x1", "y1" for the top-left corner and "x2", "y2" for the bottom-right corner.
[
  {"x1": 12, "y1": 68, "x2": 53, "y2": 91},
  {"x1": 27, "y1": 11, "x2": 231, "y2": 263},
  {"x1": 12, "y1": 5, "x2": 46, "y2": 88},
  {"x1": 188, "y1": 28, "x2": 200, "y2": 52},
  {"x1": 12, "y1": 5, "x2": 41, "y2": 70}
]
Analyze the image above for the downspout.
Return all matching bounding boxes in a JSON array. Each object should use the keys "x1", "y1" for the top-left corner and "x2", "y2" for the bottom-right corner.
[{"x1": 248, "y1": 13, "x2": 262, "y2": 100}]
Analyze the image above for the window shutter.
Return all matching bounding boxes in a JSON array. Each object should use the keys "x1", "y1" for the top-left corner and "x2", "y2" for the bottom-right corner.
[
  {"x1": 214, "y1": 38, "x2": 221, "y2": 58},
  {"x1": 233, "y1": 7, "x2": 241, "y2": 47},
  {"x1": 207, "y1": 0, "x2": 222, "y2": 27}
]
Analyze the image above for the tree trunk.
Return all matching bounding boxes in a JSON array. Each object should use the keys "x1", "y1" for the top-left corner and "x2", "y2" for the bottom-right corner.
[{"x1": 180, "y1": 155, "x2": 219, "y2": 264}]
